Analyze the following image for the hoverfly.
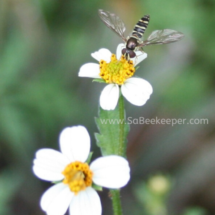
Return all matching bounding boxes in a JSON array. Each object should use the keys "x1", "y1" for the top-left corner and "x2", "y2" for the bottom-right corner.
[{"x1": 98, "y1": 9, "x2": 184, "y2": 60}]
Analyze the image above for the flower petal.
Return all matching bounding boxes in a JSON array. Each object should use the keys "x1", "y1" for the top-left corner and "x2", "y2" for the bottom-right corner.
[
  {"x1": 99, "y1": 84, "x2": 119, "y2": 110},
  {"x1": 59, "y1": 126, "x2": 90, "y2": 163},
  {"x1": 116, "y1": 43, "x2": 125, "y2": 60},
  {"x1": 33, "y1": 149, "x2": 69, "y2": 181},
  {"x1": 90, "y1": 155, "x2": 130, "y2": 189},
  {"x1": 133, "y1": 51, "x2": 147, "y2": 66},
  {"x1": 91, "y1": 48, "x2": 112, "y2": 63},
  {"x1": 78, "y1": 63, "x2": 101, "y2": 78},
  {"x1": 40, "y1": 183, "x2": 74, "y2": 215},
  {"x1": 121, "y1": 77, "x2": 153, "y2": 106},
  {"x1": 69, "y1": 187, "x2": 101, "y2": 215}
]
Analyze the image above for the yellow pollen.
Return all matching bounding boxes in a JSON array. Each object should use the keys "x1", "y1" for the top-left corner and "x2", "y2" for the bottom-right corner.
[
  {"x1": 99, "y1": 54, "x2": 135, "y2": 85},
  {"x1": 62, "y1": 161, "x2": 93, "y2": 195}
]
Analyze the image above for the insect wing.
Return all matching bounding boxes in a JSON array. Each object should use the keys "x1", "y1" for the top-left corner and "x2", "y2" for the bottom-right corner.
[
  {"x1": 141, "y1": 29, "x2": 184, "y2": 46},
  {"x1": 98, "y1": 9, "x2": 127, "y2": 42}
]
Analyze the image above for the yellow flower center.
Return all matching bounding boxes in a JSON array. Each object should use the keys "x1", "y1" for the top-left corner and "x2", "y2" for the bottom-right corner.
[
  {"x1": 99, "y1": 54, "x2": 135, "y2": 85},
  {"x1": 62, "y1": 161, "x2": 93, "y2": 195}
]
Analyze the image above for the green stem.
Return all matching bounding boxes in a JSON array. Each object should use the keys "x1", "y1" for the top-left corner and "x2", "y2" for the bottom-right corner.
[
  {"x1": 118, "y1": 91, "x2": 126, "y2": 157},
  {"x1": 110, "y1": 189, "x2": 123, "y2": 215},
  {"x1": 110, "y1": 92, "x2": 126, "y2": 215}
]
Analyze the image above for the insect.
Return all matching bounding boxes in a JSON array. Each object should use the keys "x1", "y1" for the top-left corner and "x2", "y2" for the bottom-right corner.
[{"x1": 98, "y1": 9, "x2": 184, "y2": 60}]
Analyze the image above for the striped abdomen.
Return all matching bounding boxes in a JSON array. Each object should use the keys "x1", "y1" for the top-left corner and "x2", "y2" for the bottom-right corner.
[{"x1": 132, "y1": 15, "x2": 150, "y2": 39}]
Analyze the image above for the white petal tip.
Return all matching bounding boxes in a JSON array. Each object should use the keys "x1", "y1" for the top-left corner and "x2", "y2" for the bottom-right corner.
[
  {"x1": 91, "y1": 48, "x2": 112, "y2": 63},
  {"x1": 78, "y1": 63, "x2": 100, "y2": 78},
  {"x1": 122, "y1": 78, "x2": 153, "y2": 106},
  {"x1": 100, "y1": 84, "x2": 119, "y2": 111}
]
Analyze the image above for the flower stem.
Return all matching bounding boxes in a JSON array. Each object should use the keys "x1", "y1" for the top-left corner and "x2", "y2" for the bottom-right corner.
[
  {"x1": 110, "y1": 189, "x2": 123, "y2": 215},
  {"x1": 118, "y1": 91, "x2": 126, "y2": 157},
  {"x1": 110, "y1": 92, "x2": 126, "y2": 215}
]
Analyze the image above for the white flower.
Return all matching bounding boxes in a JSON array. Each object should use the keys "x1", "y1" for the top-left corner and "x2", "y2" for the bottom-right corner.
[
  {"x1": 33, "y1": 125, "x2": 130, "y2": 215},
  {"x1": 79, "y1": 43, "x2": 153, "y2": 110}
]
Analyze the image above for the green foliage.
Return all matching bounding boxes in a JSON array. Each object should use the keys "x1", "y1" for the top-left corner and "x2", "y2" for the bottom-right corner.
[
  {"x1": 93, "y1": 78, "x2": 106, "y2": 83},
  {"x1": 183, "y1": 208, "x2": 207, "y2": 215},
  {"x1": 92, "y1": 184, "x2": 103, "y2": 191},
  {"x1": 161, "y1": 69, "x2": 209, "y2": 111},
  {"x1": 134, "y1": 175, "x2": 171, "y2": 215},
  {"x1": 134, "y1": 175, "x2": 207, "y2": 215},
  {"x1": 95, "y1": 106, "x2": 129, "y2": 156},
  {"x1": 86, "y1": 151, "x2": 93, "y2": 164}
]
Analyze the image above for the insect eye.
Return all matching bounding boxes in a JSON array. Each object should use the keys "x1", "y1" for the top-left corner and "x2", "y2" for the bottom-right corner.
[
  {"x1": 129, "y1": 51, "x2": 136, "y2": 58},
  {"x1": 122, "y1": 48, "x2": 127, "y2": 54}
]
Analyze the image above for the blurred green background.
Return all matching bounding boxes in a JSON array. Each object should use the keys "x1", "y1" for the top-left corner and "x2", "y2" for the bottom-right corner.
[{"x1": 0, "y1": 0, "x2": 215, "y2": 214}]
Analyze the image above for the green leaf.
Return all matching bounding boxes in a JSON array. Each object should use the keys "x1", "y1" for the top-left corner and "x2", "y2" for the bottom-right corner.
[
  {"x1": 135, "y1": 66, "x2": 140, "y2": 71},
  {"x1": 92, "y1": 184, "x2": 103, "y2": 191},
  {"x1": 95, "y1": 105, "x2": 129, "y2": 156},
  {"x1": 52, "y1": 180, "x2": 62, "y2": 184},
  {"x1": 92, "y1": 79, "x2": 106, "y2": 83},
  {"x1": 183, "y1": 208, "x2": 207, "y2": 215}
]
